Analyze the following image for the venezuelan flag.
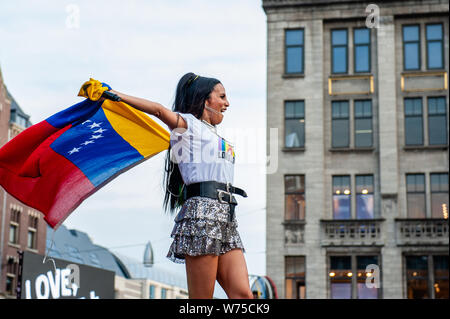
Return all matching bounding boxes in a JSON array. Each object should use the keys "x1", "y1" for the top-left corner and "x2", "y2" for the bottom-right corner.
[{"x1": 0, "y1": 80, "x2": 169, "y2": 228}]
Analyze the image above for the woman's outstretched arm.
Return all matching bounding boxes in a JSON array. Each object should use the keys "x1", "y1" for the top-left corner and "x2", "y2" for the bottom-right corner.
[{"x1": 109, "y1": 89, "x2": 187, "y2": 130}]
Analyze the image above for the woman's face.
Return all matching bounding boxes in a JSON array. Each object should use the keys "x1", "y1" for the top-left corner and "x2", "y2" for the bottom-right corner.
[{"x1": 204, "y1": 83, "x2": 229, "y2": 125}]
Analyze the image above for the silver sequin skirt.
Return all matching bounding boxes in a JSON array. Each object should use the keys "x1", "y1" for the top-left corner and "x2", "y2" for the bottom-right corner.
[{"x1": 167, "y1": 196, "x2": 245, "y2": 264}]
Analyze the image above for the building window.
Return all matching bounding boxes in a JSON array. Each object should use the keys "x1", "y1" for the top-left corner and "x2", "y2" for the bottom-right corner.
[
  {"x1": 284, "y1": 175, "x2": 305, "y2": 220},
  {"x1": 149, "y1": 285, "x2": 155, "y2": 299},
  {"x1": 428, "y1": 97, "x2": 447, "y2": 145},
  {"x1": 285, "y1": 101, "x2": 305, "y2": 148},
  {"x1": 406, "y1": 255, "x2": 429, "y2": 299},
  {"x1": 356, "y1": 256, "x2": 379, "y2": 299},
  {"x1": 285, "y1": 256, "x2": 306, "y2": 299},
  {"x1": 6, "y1": 275, "x2": 15, "y2": 296},
  {"x1": 354, "y1": 100, "x2": 373, "y2": 148},
  {"x1": 332, "y1": 101, "x2": 350, "y2": 148},
  {"x1": 404, "y1": 98, "x2": 423, "y2": 146},
  {"x1": 331, "y1": 29, "x2": 348, "y2": 74},
  {"x1": 353, "y1": 28, "x2": 371, "y2": 73},
  {"x1": 27, "y1": 215, "x2": 38, "y2": 249},
  {"x1": 426, "y1": 23, "x2": 444, "y2": 69},
  {"x1": 430, "y1": 173, "x2": 449, "y2": 219},
  {"x1": 356, "y1": 175, "x2": 374, "y2": 219},
  {"x1": 332, "y1": 176, "x2": 351, "y2": 219},
  {"x1": 285, "y1": 29, "x2": 304, "y2": 74},
  {"x1": 433, "y1": 255, "x2": 449, "y2": 299},
  {"x1": 161, "y1": 288, "x2": 167, "y2": 299},
  {"x1": 406, "y1": 174, "x2": 426, "y2": 218},
  {"x1": 403, "y1": 25, "x2": 420, "y2": 70},
  {"x1": 329, "y1": 256, "x2": 352, "y2": 299},
  {"x1": 330, "y1": 255, "x2": 380, "y2": 299},
  {"x1": 9, "y1": 209, "x2": 20, "y2": 244}
]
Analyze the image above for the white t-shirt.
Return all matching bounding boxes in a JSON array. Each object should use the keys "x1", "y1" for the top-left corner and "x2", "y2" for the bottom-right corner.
[{"x1": 170, "y1": 113, "x2": 235, "y2": 186}]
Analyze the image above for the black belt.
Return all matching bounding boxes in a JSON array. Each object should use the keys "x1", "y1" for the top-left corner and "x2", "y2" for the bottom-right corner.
[{"x1": 184, "y1": 181, "x2": 247, "y2": 221}]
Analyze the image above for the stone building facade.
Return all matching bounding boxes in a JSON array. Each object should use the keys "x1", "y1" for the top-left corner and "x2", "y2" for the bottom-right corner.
[
  {"x1": 263, "y1": 0, "x2": 448, "y2": 298},
  {"x1": 0, "y1": 66, "x2": 46, "y2": 298}
]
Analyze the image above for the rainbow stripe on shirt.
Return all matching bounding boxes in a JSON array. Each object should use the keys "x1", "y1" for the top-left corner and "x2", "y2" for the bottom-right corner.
[{"x1": 218, "y1": 137, "x2": 235, "y2": 164}]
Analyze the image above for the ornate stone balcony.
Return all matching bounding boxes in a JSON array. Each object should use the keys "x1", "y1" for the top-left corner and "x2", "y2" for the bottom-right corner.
[
  {"x1": 320, "y1": 219, "x2": 385, "y2": 246},
  {"x1": 395, "y1": 218, "x2": 449, "y2": 246}
]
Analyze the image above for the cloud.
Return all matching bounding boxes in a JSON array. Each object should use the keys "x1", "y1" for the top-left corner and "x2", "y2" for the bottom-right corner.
[{"x1": 1, "y1": 0, "x2": 267, "y2": 278}]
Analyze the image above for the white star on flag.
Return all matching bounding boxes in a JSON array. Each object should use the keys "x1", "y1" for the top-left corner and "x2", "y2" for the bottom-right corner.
[
  {"x1": 93, "y1": 128, "x2": 107, "y2": 134},
  {"x1": 90, "y1": 134, "x2": 103, "y2": 140},
  {"x1": 81, "y1": 140, "x2": 95, "y2": 146},
  {"x1": 68, "y1": 147, "x2": 81, "y2": 155},
  {"x1": 88, "y1": 122, "x2": 102, "y2": 129}
]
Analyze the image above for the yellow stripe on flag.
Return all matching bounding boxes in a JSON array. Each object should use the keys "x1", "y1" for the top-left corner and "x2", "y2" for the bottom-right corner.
[{"x1": 101, "y1": 99, "x2": 170, "y2": 158}]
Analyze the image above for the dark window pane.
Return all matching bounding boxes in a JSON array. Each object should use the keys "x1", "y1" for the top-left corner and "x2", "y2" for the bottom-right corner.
[
  {"x1": 407, "y1": 193, "x2": 426, "y2": 218},
  {"x1": 357, "y1": 256, "x2": 379, "y2": 299},
  {"x1": 403, "y1": 25, "x2": 419, "y2": 41},
  {"x1": 405, "y1": 98, "x2": 423, "y2": 115},
  {"x1": 405, "y1": 117, "x2": 423, "y2": 145},
  {"x1": 356, "y1": 175, "x2": 374, "y2": 193},
  {"x1": 286, "y1": 47, "x2": 303, "y2": 73},
  {"x1": 406, "y1": 174, "x2": 425, "y2": 192},
  {"x1": 332, "y1": 101, "x2": 349, "y2": 118},
  {"x1": 285, "y1": 119, "x2": 305, "y2": 147},
  {"x1": 429, "y1": 116, "x2": 447, "y2": 145},
  {"x1": 431, "y1": 193, "x2": 449, "y2": 219},
  {"x1": 406, "y1": 256, "x2": 429, "y2": 299},
  {"x1": 330, "y1": 256, "x2": 352, "y2": 299},
  {"x1": 355, "y1": 45, "x2": 370, "y2": 72},
  {"x1": 332, "y1": 30, "x2": 347, "y2": 45},
  {"x1": 427, "y1": 41, "x2": 443, "y2": 69},
  {"x1": 355, "y1": 118, "x2": 372, "y2": 147},
  {"x1": 285, "y1": 194, "x2": 306, "y2": 220},
  {"x1": 332, "y1": 119, "x2": 350, "y2": 147},
  {"x1": 333, "y1": 47, "x2": 347, "y2": 73},
  {"x1": 285, "y1": 175, "x2": 305, "y2": 193},
  {"x1": 286, "y1": 29, "x2": 304, "y2": 45},
  {"x1": 428, "y1": 97, "x2": 446, "y2": 115},
  {"x1": 430, "y1": 173, "x2": 449, "y2": 192},
  {"x1": 333, "y1": 195, "x2": 351, "y2": 219},
  {"x1": 354, "y1": 29, "x2": 370, "y2": 44},
  {"x1": 426, "y1": 24, "x2": 443, "y2": 40},
  {"x1": 434, "y1": 256, "x2": 449, "y2": 299},
  {"x1": 356, "y1": 194, "x2": 374, "y2": 219},
  {"x1": 404, "y1": 43, "x2": 420, "y2": 70},
  {"x1": 333, "y1": 176, "x2": 351, "y2": 192}
]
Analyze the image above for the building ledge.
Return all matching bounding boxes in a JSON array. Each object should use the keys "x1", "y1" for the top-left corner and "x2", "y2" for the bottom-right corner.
[
  {"x1": 282, "y1": 73, "x2": 305, "y2": 79},
  {"x1": 282, "y1": 147, "x2": 305, "y2": 152},
  {"x1": 7, "y1": 243, "x2": 21, "y2": 249},
  {"x1": 403, "y1": 145, "x2": 448, "y2": 151},
  {"x1": 328, "y1": 147, "x2": 375, "y2": 153}
]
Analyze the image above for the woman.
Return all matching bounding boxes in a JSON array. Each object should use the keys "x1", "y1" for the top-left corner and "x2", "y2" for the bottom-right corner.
[{"x1": 107, "y1": 73, "x2": 253, "y2": 299}]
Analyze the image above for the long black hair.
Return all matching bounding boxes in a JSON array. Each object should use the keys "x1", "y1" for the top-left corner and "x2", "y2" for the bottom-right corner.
[{"x1": 162, "y1": 72, "x2": 221, "y2": 214}]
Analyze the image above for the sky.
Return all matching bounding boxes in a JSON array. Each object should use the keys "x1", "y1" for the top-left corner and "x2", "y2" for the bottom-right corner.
[{"x1": 0, "y1": 1, "x2": 268, "y2": 297}]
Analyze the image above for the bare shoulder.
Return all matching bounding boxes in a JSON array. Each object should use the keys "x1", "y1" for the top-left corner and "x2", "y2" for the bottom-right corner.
[{"x1": 158, "y1": 106, "x2": 188, "y2": 131}]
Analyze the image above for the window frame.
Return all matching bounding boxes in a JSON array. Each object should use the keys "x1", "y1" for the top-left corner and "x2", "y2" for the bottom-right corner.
[
  {"x1": 332, "y1": 175, "x2": 352, "y2": 219},
  {"x1": 406, "y1": 173, "x2": 426, "y2": 219},
  {"x1": 404, "y1": 97, "x2": 424, "y2": 146},
  {"x1": 354, "y1": 99, "x2": 373, "y2": 148},
  {"x1": 430, "y1": 172, "x2": 449, "y2": 219},
  {"x1": 402, "y1": 24, "x2": 421, "y2": 71},
  {"x1": 284, "y1": 175, "x2": 306, "y2": 221},
  {"x1": 355, "y1": 175, "x2": 375, "y2": 219},
  {"x1": 285, "y1": 28, "x2": 305, "y2": 75},
  {"x1": 427, "y1": 96, "x2": 448, "y2": 146},
  {"x1": 353, "y1": 27, "x2": 371, "y2": 73},
  {"x1": 285, "y1": 256, "x2": 306, "y2": 299},
  {"x1": 284, "y1": 100, "x2": 305, "y2": 149},
  {"x1": 332, "y1": 100, "x2": 350, "y2": 148},
  {"x1": 331, "y1": 28, "x2": 349, "y2": 74},
  {"x1": 425, "y1": 23, "x2": 445, "y2": 70}
]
